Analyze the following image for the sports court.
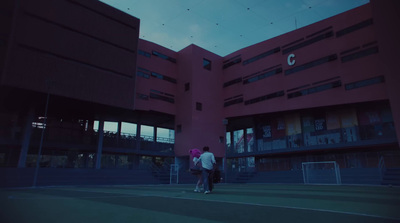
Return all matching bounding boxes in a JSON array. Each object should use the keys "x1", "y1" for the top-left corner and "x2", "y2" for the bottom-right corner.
[{"x1": 1, "y1": 184, "x2": 399, "y2": 223}]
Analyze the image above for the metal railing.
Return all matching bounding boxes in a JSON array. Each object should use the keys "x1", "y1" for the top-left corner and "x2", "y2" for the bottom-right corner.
[{"x1": 379, "y1": 156, "x2": 386, "y2": 179}]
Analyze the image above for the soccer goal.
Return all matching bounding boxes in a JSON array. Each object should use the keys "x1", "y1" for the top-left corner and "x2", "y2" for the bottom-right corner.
[
  {"x1": 170, "y1": 164, "x2": 179, "y2": 184},
  {"x1": 302, "y1": 161, "x2": 341, "y2": 185}
]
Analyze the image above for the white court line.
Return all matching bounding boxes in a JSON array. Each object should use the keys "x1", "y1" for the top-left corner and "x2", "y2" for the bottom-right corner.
[
  {"x1": 7, "y1": 188, "x2": 400, "y2": 221},
  {"x1": 144, "y1": 193, "x2": 400, "y2": 221}
]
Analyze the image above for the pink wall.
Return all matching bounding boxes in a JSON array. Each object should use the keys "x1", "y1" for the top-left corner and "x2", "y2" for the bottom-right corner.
[
  {"x1": 137, "y1": 2, "x2": 399, "y2": 157},
  {"x1": 135, "y1": 39, "x2": 178, "y2": 115},
  {"x1": 222, "y1": 3, "x2": 386, "y2": 118},
  {"x1": 174, "y1": 45, "x2": 225, "y2": 157}
]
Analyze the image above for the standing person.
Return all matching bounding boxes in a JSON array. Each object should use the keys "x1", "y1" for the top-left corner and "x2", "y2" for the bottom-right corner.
[
  {"x1": 196, "y1": 146, "x2": 216, "y2": 194},
  {"x1": 189, "y1": 148, "x2": 203, "y2": 192}
]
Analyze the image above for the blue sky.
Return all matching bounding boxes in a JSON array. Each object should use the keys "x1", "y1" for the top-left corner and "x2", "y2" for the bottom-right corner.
[{"x1": 100, "y1": 0, "x2": 369, "y2": 56}]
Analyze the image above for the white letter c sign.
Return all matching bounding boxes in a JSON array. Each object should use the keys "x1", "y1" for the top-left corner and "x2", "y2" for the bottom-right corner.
[{"x1": 287, "y1": 54, "x2": 296, "y2": 66}]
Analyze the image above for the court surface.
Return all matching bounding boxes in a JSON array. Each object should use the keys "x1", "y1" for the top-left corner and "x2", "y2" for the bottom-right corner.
[{"x1": 1, "y1": 184, "x2": 399, "y2": 223}]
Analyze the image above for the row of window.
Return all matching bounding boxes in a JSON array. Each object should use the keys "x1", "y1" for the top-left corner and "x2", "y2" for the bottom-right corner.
[
  {"x1": 223, "y1": 40, "x2": 378, "y2": 89},
  {"x1": 223, "y1": 55, "x2": 241, "y2": 69},
  {"x1": 137, "y1": 89, "x2": 175, "y2": 104},
  {"x1": 139, "y1": 22, "x2": 374, "y2": 78},
  {"x1": 138, "y1": 49, "x2": 177, "y2": 63},
  {"x1": 345, "y1": 76, "x2": 385, "y2": 90},
  {"x1": 243, "y1": 67, "x2": 282, "y2": 84},
  {"x1": 223, "y1": 18, "x2": 373, "y2": 70},
  {"x1": 224, "y1": 95, "x2": 243, "y2": 107},
  {"x1": 226, "y1": 105, "x2": 395, "y2": 155},
  {"x1": 225, "y1": 74, "x2": 384, "y2": 107},
  {"x1": 137, "y1": 67, "x2": 177, "y2": 83},
  {"x1": 285, "y1": 54, "x2": 337, "y2": 75},
  {"x1": 287, "y1": 80, "x2": 342, "y2": 99}
]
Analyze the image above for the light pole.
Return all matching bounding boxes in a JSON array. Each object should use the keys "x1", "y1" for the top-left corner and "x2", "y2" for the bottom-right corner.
[
  {"x1": 223, "y1": 118, "x2": 228, "y2": 183},
  {"x1": 33, "y1": 81, "x2": 51, "y2": 187}
]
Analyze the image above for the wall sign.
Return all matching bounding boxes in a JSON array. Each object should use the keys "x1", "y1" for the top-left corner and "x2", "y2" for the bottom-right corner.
[{"x1": 287, "y1": 53, "x2": 296, "y2": 66}]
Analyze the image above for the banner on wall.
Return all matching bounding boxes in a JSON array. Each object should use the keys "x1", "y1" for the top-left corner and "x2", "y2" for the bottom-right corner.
[
  {"x1": 302, "y1": 116, "x2": 315, "y2": 133},
  {"x1": 272, "y1": 118, "x2": 286, "y2": 138},
  {"x1": 326, "y1": 111, "x2": 341, "y2": 130},
  {"x1": 314, "y1": 116, "x2": 327, "y2": 131},
  {"x1": 358, "y1": 109, "x2": 381, "y2": 125},
  {"x1": 340, "y1": 108, "x2": 358, "y2": 128},
  {"x1": 262, "y1": 125, "x2": 272, "y2": 138},
  {"x1": 285, "y1": 114, "x2": 301, "y2": 135}
]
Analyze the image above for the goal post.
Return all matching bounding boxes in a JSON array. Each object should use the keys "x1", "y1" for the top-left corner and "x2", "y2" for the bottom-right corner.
[
  {"x1": 170, "y1": 164, "x2": 179, "y2": 184},
  {"x1": 302, "y1": 161, "x2": 341, "y2": 185}
]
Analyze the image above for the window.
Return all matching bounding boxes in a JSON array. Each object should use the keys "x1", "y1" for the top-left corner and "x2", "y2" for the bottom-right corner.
[
  {"x1": 284, "y1": 54, "x2": 337, "y2": 75},
  {"x1": 243, "y1": 47, "x2": 280, "y2": 65},
  {"x1": 243, "y1": 67, "x2": 282, "y2": 84},
  {"x1": 150, "y1": 72, "x2": 177, "y2": 84},
  {"x1": 149, "y1": 89, "x2": 175, "y2": 103},
  {"x1": 224, "y1": 95, "x2": 243, "y2": 107},
  {"x1": 223, "y1": 77, "x2": 242, "y2": 88},
  {"x1": 152, "y1": 51, "x2": 177, "y2": 63},
  {"x1": 196, "y1": 102, "x2": 202, "y2": 111},
  {"x1": 287, "y1": 80, "x2": 341, "y2": 99},
  {"x1": 121, "y1": 122, "x2": 137, "y2": 136},
  {"x1": 336, "y1": 18, "x2": 373, "y2": 38},
  {"x1": 203, "y1": 58, "x2": 211, "y2": 70},
  {"x1": 140, "y1": 125, "x2": 154, "y2": 141},
  {"x1": 137, "y1": 67, "x2": 150, "y2": 79},
  {"x1": 282, "y1": 31, "x2": 333, "y2": 55},
  {"x1": 244, "y1": 90, "x2": 284, "y2": 105},
  {"x1": 156, "y1": 127, "x2": 174, "y2": 144},
  {"x1": 345, "y1": 76, "x2": 385, "y2": 90},
  {"x1": 138, "y1": 50, "x2": 151, "y2": 58},
  {"x1": 136, "y1": 93, "x2": 149, "y2": 100},
  {"x1": 185, "y1": 83, "x2": 190, "y2": 91},
  {"x1": 341, "y1": 46, "x2": 378, "y2": 63},
  {"x1": 233, "y1": 129, "x2": 244, "y2": 153},
  {"x1": 223, "y1": 55, "x2": 241, "y2": 69}
]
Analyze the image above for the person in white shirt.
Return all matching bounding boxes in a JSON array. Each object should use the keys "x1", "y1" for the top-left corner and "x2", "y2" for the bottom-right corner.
[{"x1": 195, "y1": 146, "x2": 216, "y2": 194}]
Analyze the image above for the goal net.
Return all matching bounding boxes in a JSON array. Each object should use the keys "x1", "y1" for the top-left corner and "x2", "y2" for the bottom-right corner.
[{"x1": 302, "y1": 161, "x2": 341, "y2": 185}]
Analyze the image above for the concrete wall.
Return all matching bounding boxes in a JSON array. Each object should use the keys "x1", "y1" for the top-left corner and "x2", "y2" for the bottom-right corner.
[
  {"x1": 371, "y1": 0, "x2": 400, "y2": 147},
  {"x1": 135, "y1": 39, "x2": 178, "y2": 115},
  {"x1": 175, "y1": 45, "x2": 225, "y2": 157},
  {"x1": 1, "y1": 0, "x2": 139, "y2": 109}
]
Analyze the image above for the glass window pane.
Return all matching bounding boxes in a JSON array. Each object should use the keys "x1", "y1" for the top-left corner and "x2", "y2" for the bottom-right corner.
[
  {"x1": 247, "y1": 128, "x2": 254, "y2": 152},
  {"x1": 156, "y1": 127, "x2": 175, "y2": 144},
  {"x1": 233, "y1": 130, "x2": 244, "y2": 153},
  {"x1": 140, "y1": 125, "x2": 154, "y2": 141},
  {"x1": 104, "y1": 121, "x2": 118, "y2": 133},
  {"x1": 121, "y1": 122, "x2": 137, "y2": 136}
]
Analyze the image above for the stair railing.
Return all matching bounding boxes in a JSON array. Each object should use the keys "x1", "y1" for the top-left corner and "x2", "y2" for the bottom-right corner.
[{"x1": 379, "y1": 156, "x2": 386, "y2": 180}]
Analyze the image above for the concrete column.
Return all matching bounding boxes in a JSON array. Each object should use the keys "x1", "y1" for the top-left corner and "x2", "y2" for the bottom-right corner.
[
  {"x1": 116, "y1": 121, "x2": 121, "y2": 145},
  {"x1": 154, "y1": 126, "x2": 157, "y2": 143},
  {"x1": 18, "y1": 108, "x2": 34, "y2": 168},
  {"x1": 136, "y1": 124, "x2": 141, "y2": 150},
  {"x1": 95, "y1": 119, "x2": 104, "y2": 169}
]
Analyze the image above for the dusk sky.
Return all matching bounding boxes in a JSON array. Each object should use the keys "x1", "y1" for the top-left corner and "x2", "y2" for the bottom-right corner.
[{"x1": 100, "y1": 0, "x2": 369, "y2": 56}]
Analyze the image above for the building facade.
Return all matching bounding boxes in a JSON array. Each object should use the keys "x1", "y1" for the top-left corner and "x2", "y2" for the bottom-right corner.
[{"x1": 0, "y1": 0, "x2": 399, "y2": 186}]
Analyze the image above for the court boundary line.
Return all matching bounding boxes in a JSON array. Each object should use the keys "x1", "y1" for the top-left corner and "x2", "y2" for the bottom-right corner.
[
  {"x1": 5, "y1": 187, "x2": 400, "y2": 221},
  {"x1": 147, "y1": 193, "x2": 400, "y2": 221}
]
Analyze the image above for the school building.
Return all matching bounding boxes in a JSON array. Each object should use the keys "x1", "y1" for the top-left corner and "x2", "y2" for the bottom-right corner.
[{"x1": 0, "y1": 0, "x2": 399, "y2": 187}]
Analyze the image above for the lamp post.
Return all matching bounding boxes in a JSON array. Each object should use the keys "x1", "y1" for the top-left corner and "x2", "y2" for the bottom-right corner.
[
  {"x1": 223, "y1": 118, "x2": 228, "y2": 183},
  {"x1": 33, "y1": 81, "x2": 51, "y2": 187}
]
